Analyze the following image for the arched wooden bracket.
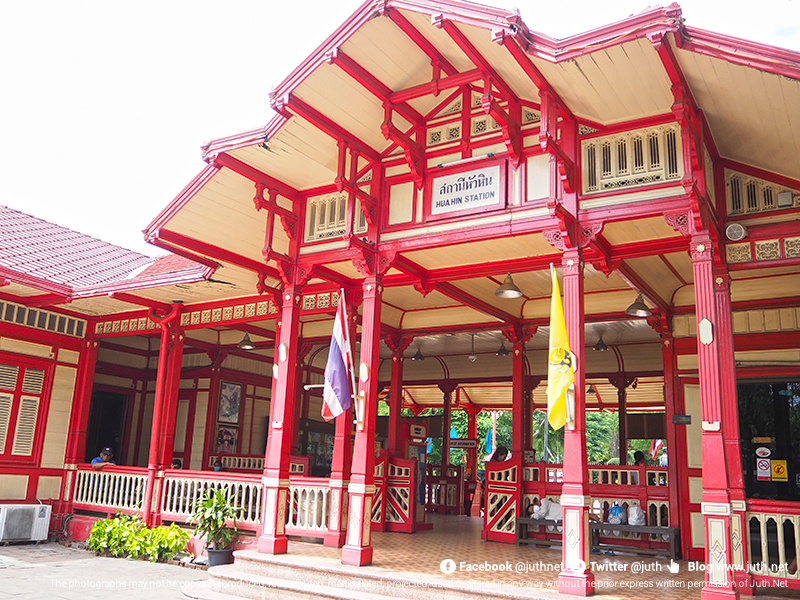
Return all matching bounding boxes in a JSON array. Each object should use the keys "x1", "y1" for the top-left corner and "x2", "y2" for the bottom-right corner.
[
  {"x1": 383, "y1": 332, "x2": 413, "y2": 355},
  {"x1": 274, "y1": 259, "x2": 313, "y2": 288},
  {"x1": 480, "y1": 82, "x2": 522, "y2": 168},
  {"x1": 413, "y1": 280, "x2": 436, "y2": 297},
  {"x1": 538, "y1": 91, "x2": 575, "y2": 193},
  {"x1": 502, "y1": 325, "x2": 535, "y2": 346},
  {"x1": 352, "y1": 249, "x2": 394, "y2": 278},
  {"x1": 646, "y1": 312, "x2": 671, "y2": 336},
  {"x1": 256, "y1": 273, "x2": 282, "y2": 308},
  {"x1": 608, "y1": 374, "x2": 637, "y2": 390},
  {"x1": 381, "y1": 102, "x2": 424, "y2": 190},
  {"x1": 438, "y1": 381, "x2": 459, "y2": 397},
  {"x1": 253, "y1": 183, "x2": 298, "y2": 241}
]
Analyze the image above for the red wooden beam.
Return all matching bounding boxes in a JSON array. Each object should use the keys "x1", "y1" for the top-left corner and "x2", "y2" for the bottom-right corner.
[
  {"x1": 156, "y1": 229, "x2": 281, "y2": 281},
  {"x1": 389, "y1": 69, "x2": 483, "y2": 104},
  {"x1": 108, "y1": 292, "x2": 173, "y2": 313},
  {"x1": 436, "y1": 280, "x2": 521, "y2": 327},
  {"x1": 282, "y1": 95, "x2": 381, "y2": 164},
  {"x1": 326, "y1": 49, "x2": 424, "y2": 127},
  {"x1": 22, "y1": 293, "x2": 72, "y2": 307},
  {"x1": 227, "y1": 323, "x2": 276, "y2": 340},
  {"x1": 496, "y1": 32, "x2": 574, "y2": 120},
  {"x1": 386, "y1": 8, "x2": 458, "y2": 77},
  {"x1": 438, "y1": 19, "x2": 518, "y2": 103},
  {"x1": 214, "y1": 152, "x2": 301, "y2": 201},
  {"x1": 616, "y1": 261, "x2": 672, "y2": 317}
]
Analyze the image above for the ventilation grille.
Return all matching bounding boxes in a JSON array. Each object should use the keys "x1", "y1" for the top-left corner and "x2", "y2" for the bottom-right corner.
[
  {"x1": 305, "y1": 192, "x2": 368, "y2": 242},
  {"x1": 0, "y1": 301, "x2": 85, "y2": 338},
  {"x1": 11, "y1": 396, "x2": 39, "y2": 456},
  {"x1": 582, "y1": 124, "x2": 681, "y2": 194},
  {"x1": 0, "y1": 505, "x2": 51, "y2": 542},
  {"x1": 726, "y1": 170, "x2": 799, "y2": 216}
]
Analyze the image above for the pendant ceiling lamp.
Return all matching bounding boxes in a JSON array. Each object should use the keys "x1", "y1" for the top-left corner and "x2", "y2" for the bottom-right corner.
[
  {"x1": 412, "y1": 347, "x2": 425, "y2": 361},
  {"x1": 494, "y1": 273, "x2": 523, "y2": 299},
  {"x1": 496, "y1": 340, "x2": 510, "y2": 356},
  {"x1": 237, "y1": 333, "x2": 255, "y2": 350},
  {"x1": 468, "y1": 333, "x2": 477, "y2": 362},
  {"x1": 625, "y1": 293, "x2": 652, "y2": 317},
  {"x1": 593, "y1": 335, "x2": 608, "y2": 352}
]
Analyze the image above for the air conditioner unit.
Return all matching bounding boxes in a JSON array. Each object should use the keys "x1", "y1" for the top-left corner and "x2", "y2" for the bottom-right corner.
[{"x1": 0, "y1": 504, "x2": 51, "y2": 542}]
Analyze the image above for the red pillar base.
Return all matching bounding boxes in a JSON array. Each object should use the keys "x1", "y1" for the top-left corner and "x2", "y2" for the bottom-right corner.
[
  {"x1": 324, "y1": 531, "x2": 347, "y2": 548},
  {"x1": 257, "y1": 534, "x2": 288, "y2": 555},
  {"x1": 341, "y1": 545, "x2": 373, "y2": 566},
  {"x1": 734, "y1": 572, "x2": 753, "y2": 596},
  {"x1": 558, "y1": 571, "x2": 596, "y2": 596},
  {"x1": 701, "y1": 586, "x2": 739, "y2": 600}
]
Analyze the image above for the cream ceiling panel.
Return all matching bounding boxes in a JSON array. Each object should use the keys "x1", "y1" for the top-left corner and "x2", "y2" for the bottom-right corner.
[
  {"x1": 399, "y1": 10, "x2": 479, "y2": 75},
  {"x1": 601, "y1": 217, "x2": 682, "y2": 245},
  {"x1": 533, "y1": 39, "x2": 672, "y2": 124},
  {"x1": 401, "y1": 306, "x2": 494, "y2": 329},
  {"x1": 342, "y1": 14, "x2": 432, "y2": 94},
  {"x1": 619, "y1": 256, "x2": 683, "y2": 306},
  {"x1": 382, "y1": 287, "x2": 457, "y2": 311},
  {"x1": 381, "y1": 303, "x2": 403, "y2": 329},
  {"x1": 406, "y1": 233, "x2": 554, "y2": 270},
  {"x1": 294, "y1": 65, "x2": 388, "y2": 151},
  {"x1": 676, "y1": 47, "x2": 800, "y2": 181}
]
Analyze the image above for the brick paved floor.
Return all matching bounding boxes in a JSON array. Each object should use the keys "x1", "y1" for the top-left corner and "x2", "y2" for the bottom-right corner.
[{"x1": 0, "y1": 542, "x2": 208, "y2": 600}]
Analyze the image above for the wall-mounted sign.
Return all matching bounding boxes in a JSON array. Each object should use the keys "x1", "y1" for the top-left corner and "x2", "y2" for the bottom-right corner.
[
  {"x1": 772, "y1": 460, "x2": 788, "y2": 482},
  {"x1": 429, "y1": 164, "x2": 503, "y2": 218},
  {"x1": 409, "y1": 423, "x2": 427, "y2": 439},
  {"x1": 752, "y1": 437, "x2": 773, "y2": 443},
  {"x1": 756, "y1": 458, "x2": 771, "y2": 481},
  {"x1": 449, "y1": 438, "x2": 478, "y2": 449},
  {"x1": 672, "y1": 415, "x2": 692, "y2": 425},
  {"x1": 755, "y1": 447, "x2": 771, "y2": 458}
]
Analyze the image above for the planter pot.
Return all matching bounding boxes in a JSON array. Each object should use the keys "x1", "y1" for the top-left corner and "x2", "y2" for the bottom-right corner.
[{"x1": 207, "y1": 547, "x2": 234, "y2": 566}]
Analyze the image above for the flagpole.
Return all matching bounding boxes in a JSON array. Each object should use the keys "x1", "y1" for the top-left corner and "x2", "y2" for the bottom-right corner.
[{"x1": 339, "y1": 289, "x2": 361, "y2": 428}]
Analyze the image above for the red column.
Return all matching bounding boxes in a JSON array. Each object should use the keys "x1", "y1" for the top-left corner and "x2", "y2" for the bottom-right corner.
[
  {"x1": 142, "y1": 304, "x2": 181, "y2": 527},
  {"x1": 691, "y1": 235, "x2": 738, "y2": 600},
  {"x1": 558, "y1": 248, "x2": 595, "y2": 596},
  {"x1": 661, "y1": 331, "x2": 682, "y2": 540},
  {"x1": 326, "y1": 293, "x2": 357, "y2": 548},
  {"x1": 511, "y1": 342, "x2": 526, "y2": 455},
  {"x1": 440, "y1": 382, "x2": 457, "y2": 469},
  {"x1": 258, "y1": 286, "x2": 302, "y2": 554},
  {"x1": 63, "y1": 338, "x2": 99, "y2": 511},
  {"x1": 157, "y1": 330, "x2": 184, "y2": 469},
  {"x1": 342, "y1": 275, "x2": 382, "y2": 566},
  {"x1": 715, "y1": 267, "x2": 752, "y2": 594},
  {"x1": 385, "y1": 335, "x2": 411, "y2": 456},
  {"x1": 465, "y1": 405, "x2": 479, "y2": 479}
]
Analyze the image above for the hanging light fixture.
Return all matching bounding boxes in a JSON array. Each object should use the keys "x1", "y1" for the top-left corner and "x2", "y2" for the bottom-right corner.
[
  {"x1": 412, "y1": 347, "x2": 425, "y2": 361},
  {"x1": 593, "y1": 334, "x2": 608, "y2": 352},
  {"x1": 468, "y1": 333, "x2": 477, "y2": 362},
  {"x1": 237, "y1": 333, "x2": 255, "y2": 350},
  {"x1": 625, "y1": 293, "x2": 652, "y2": 317},
  {"x1": 496, "y1": 340, "x2": 510, "y2": 356},
  {"x1": 494, "y1": 273, "x2": 523, "y2": 299}
]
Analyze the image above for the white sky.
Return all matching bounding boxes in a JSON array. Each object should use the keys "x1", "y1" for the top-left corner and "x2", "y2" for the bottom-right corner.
[{"x1": 1, "y1": 0, "x2": 798, "y2": 257}]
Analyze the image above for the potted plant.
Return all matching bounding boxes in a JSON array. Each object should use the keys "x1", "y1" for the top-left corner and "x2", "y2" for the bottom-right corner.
[{"x1": 189, "y1": 488, "x2": 240, "y2": 566}]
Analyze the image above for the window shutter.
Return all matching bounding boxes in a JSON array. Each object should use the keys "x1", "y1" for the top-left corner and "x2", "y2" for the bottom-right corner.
[
  {"x1": 11, "y1": 396, "x2": 39, "y2": 456},
  {"x1": 0, "y1": 364, "x2": 19, "y2": 391},
  {"x1": 21, "y1": 368, "x2": 45, "y2": 395},
  {"x1": 0, "y1": 394, "x2": 12, "y2": 454}
]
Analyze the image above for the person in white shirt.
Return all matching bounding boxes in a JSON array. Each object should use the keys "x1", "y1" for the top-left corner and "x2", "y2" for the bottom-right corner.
[{"x1": 659, "y1": 447, "x2": 668, "y2": 467}]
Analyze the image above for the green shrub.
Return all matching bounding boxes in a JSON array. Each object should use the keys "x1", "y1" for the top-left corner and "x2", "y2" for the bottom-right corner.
[{"x1": 87, "y1": 514, "x2": 189, "y2": 562}]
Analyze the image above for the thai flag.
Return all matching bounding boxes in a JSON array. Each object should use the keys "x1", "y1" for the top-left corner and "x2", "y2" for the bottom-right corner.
[
  {"x1": 321, "y1": 292, "x2": 354, "y2": 422},
  {"x1": 650, "y1": 438, "x2": 664, "y2": 460}
]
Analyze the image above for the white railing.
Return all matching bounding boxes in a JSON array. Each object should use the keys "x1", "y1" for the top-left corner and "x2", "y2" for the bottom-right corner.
[
  {"x1": 286, "y1": 478, "x2": 331, "y2": 533},
  {"x1": 747, "y1": 505, "x2": 800, "y2": 581},
  {"x1": 73, "y1": 468, "x2": 147, "y2": 511},
  {"x1": 161, "y1": 472, "x2": 262, "y2": 525}
]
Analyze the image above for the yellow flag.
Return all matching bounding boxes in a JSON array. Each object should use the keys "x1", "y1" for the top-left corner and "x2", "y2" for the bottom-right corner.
[{"x1": 547, "y1": 264, "x2": 573, "y2": 430}]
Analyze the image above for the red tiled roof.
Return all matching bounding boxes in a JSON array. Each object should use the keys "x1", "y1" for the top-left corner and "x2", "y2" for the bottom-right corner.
[
  {"x1": 0, "y1": 205, "x2": 153, "y2": 289},
  {"x1": 134, "y1": 253, "x2": 202, "y2": 278}
]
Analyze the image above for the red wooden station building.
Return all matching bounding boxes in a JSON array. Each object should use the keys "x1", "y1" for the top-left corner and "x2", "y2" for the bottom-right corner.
[{"x1": 1, "y1": 1, "x2": 799, "y2": 598}]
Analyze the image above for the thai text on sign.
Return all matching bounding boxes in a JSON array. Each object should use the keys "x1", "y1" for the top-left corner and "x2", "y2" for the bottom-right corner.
[{"x1": 431, "y1": 165, "x2": 501, "y2": 215}]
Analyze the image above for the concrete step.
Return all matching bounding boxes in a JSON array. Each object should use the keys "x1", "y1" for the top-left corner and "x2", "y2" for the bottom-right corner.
[{"x1": 182, "y1": 549, "x2": 555, "y2": 600}]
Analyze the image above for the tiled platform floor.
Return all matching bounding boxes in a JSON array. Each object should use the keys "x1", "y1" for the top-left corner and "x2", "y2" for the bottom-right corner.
[{"x1": 271, "y1": 514, "x2": 796, "y2": 599}]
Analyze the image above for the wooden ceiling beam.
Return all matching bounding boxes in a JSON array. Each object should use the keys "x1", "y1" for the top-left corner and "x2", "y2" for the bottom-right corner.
[
  {"x1": 21, "y1": 293, "x2": 72, "y2": 307},
  {"x1": 156, "y1": 229, "x2": 281, "y2": 282},
  {"x1": 616, "y1": 260, "x2": 672, "y2": 317},
  {"x1": 214, "y1": 152, "x2": 301, "y2": 201},
  {"x1": 437, "y1": 19, "x2": 518, "y2": 104},
  {"x1": 108, "y1": 292, "x2": 173, "y2": 313},
  {"x1": 226, "y1": 322, "x2": 276, "y2": 340},
  {"x1": 327, "y1": 49, "x2": 424, "y2": 127},
  {"x1": 389, "y1": 68, "x2": 483, "y2": 103},
  {"x1": 386, "y1": 8, "x2": 459, "y2": 77},
  {"x1": 280, "y1": 94, "x2": 381, "y2": 164}
]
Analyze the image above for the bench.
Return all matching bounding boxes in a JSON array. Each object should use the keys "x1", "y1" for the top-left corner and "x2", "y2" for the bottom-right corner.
[
  {"x1": 515, "y1": 517, "x2": 563, "y2": 546},
  {"x1": 590, "y1": 522, "x2": 681, "y2": 560}
]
